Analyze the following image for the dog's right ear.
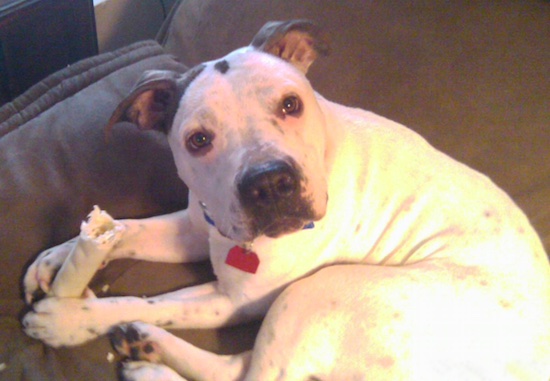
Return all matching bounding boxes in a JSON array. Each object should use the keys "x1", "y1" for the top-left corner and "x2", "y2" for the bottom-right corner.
[{"x1": 106, "y1": 66, "x2": 205, "y2": 136}]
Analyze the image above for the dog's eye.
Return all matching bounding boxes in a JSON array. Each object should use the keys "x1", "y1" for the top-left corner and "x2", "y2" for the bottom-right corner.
[
  {"x1": 187, "y1": 131, "x2": 213, "y2": 152},
  {"x1": 281, "y1": 96, "x2": 302, "y2": 116}
]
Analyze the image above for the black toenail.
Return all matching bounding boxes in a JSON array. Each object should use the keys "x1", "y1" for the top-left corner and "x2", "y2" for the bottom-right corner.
[
  {"x1": 143, "y1": 343, "x2": 154, "y2": 354},
  {"x1": 109, "y1": 326, "x2": 124, "y2": 347},
  {"x1": 130, "y1": 347, "x2": 140, "y2": 360},
  {"x1": 126, "y1": 326, "x2": 140, "y2": 343}
]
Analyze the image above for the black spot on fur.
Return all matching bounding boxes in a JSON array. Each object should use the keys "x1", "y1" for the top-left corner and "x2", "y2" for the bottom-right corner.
[
  {"x1": 155, "y1": 320, "x2": 173, "y2": 327},
  {"x1": 269, "y1": 118, "x2": 284, "y2": 134},
  {"x1": 214, "y1": 59, "x2": 230, "y2": 74}
]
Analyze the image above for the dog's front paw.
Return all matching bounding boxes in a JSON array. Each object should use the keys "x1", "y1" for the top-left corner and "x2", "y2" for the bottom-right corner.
[
  {"x1": 120, "y1": 361, "x2": 187, "y2": 381},
  {"x1": 22, "y1": 297, "x2": 103, "y2": 347},
  {"x1": 110, "y1": 323, "x2": 163, "y2": 363},
  {"x1": 23, "y1": 238, "x2": 77, "y2": 304}
]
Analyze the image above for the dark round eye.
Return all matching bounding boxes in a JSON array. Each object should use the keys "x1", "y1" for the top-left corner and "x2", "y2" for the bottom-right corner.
[
  {"x1": 282, "y1": 96, "x2": 302, "y2": 116},
  {"x1": 187, "y1": 131, "x2": 212, "y2": 152}
]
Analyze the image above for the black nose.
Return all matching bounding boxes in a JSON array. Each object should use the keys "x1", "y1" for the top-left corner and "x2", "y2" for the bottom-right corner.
[{"x1": 238, "y1": 161, "x2": 300, "y2": 208}]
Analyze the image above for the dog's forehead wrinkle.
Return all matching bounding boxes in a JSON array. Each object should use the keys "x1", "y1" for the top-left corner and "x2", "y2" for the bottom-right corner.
[
  {"x1": 179, "y1": 84, "x2": 243, "y2": 137},
  {"x1": 246, "y1": 84, "x2": 276, "y2": 102}
]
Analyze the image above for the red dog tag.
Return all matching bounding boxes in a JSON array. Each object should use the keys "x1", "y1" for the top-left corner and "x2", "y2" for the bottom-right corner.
[{"x1": 225, "y1": 246, "x2": 260, "y2": 274}]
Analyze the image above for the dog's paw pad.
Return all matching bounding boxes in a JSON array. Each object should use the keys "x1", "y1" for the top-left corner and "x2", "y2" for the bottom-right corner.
[{"x1": 111, "y1": 324, "x2": 161, "y2": 363}]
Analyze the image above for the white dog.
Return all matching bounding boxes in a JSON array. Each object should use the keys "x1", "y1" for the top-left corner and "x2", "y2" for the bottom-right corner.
[{"x1": 23, "y1": 20, "x2": 550, "y2": 380}]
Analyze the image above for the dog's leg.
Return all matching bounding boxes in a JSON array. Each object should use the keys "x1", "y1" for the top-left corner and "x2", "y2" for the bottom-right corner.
[
  {"x1": 112, "y1": 322, "x2": 251, "y2": 381},
  {"x1": 24, "y1": 205, "x2": 209, "y2": 303},
  {"x1": 106, "y1": 206, "x2": 209, "y2": 263},
  {"x1": 23, "y1": 280, "x2": 266, "y2": 347}
]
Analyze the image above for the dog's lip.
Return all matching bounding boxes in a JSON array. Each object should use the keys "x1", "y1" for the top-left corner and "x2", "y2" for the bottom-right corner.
[
  {"x1": 260, "y1": 217, "x2": 313, "y2": 238},
  {"x1": 216, "y1": 223, "x2": 256, "y2": 243},
  {"x1": 206, "y1": 200, "x2": 323, "y2": 242},
  {"x1": 219, "y1": 217, "x2": 312, "y2": 242}
]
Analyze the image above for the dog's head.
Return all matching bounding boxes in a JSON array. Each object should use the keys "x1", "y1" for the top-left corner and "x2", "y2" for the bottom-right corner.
[{"x1": 107, "y1": 20, "x2": 331, "y2": 243}]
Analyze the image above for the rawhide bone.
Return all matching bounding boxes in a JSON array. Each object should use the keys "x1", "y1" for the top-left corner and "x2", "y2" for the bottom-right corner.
[{"x1": 49, "y1": 206, "x2": 125, "y2": 298}]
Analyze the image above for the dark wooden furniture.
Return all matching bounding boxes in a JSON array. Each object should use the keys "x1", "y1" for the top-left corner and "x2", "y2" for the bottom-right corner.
[{"x1": 0, "y1": 0, "x2": 98, "y2": 104}]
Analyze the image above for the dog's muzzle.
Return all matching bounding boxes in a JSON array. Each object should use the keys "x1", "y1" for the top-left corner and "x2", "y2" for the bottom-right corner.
[{"x1": 238, "y1": 160, "x2": 317, "y2": 238}]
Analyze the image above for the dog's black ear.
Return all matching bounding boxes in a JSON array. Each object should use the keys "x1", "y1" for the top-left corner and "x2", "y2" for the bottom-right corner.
[
  {"x1": 106, "y1": 65, "x2": 205, "y2": 135},
  {"x1": 250, "y1": 20, "x2": 330, "y2": 74}
]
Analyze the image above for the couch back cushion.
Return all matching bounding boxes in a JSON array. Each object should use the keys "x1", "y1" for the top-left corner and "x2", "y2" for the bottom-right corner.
[{"x1": 0, "y1": 41, "x2": 188, "y2": 300}]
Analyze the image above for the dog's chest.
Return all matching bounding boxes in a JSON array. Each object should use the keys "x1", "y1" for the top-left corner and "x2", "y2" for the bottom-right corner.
[{"x1": 207, "y1": 226, "x2": 337, "y2": 299}]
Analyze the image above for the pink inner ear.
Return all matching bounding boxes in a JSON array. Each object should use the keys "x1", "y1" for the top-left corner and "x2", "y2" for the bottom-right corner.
[
  {"x1": 269, "y1": 31, "x2": 320, "y2": 74},
  {"x1": 129, "y1": 91, "x2": 167, "y2": 131},
  {"x1": 250, "y1": 21, "x2": 329, "y2": 74}
]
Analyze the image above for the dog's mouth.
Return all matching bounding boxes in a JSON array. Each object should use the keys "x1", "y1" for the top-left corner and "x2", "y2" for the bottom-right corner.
[
  {"x1": 202, "y1": 200, "x2": 319, "y2": 241},
  {"x1": 256, "y1": 216, "x2": 315, "y2": 239},
  {"x1": 240, "y1": 199, "x2": 323, "y2": 241},
  {"x1": 215, "y1": 218, "x2": 312, "y2": 243},
  {"x1": 205, "y1": 203, "x2": 321, "y2": 243}
]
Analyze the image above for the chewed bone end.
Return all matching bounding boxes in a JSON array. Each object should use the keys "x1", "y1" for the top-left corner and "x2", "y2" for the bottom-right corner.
[
  {"x1": 80, "y1": 206, "x2": 125, "y2": 246},
  {"x1": 49, "y1": 206, "x2": 125, "y2": 298}
]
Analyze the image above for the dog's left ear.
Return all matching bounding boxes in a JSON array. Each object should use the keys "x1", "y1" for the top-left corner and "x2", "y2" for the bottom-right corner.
[
  {"x1": 250, "y1": 20, "x2": 330, "y2": 74},
  {"x1": 105, "y1": 70, "x2": 181, "y2": 135}
]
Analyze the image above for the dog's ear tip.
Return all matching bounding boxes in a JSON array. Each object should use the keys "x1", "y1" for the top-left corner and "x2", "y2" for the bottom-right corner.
[
  {"x1": 314, "y1": 38, "x2": 331, "y2": 57},
  {"x1": 103, "y1": 110, "x2": 121, "y2": 142}
]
